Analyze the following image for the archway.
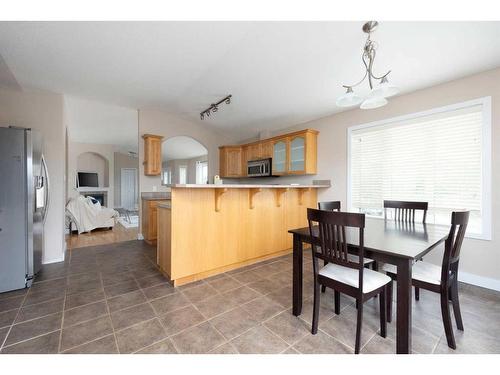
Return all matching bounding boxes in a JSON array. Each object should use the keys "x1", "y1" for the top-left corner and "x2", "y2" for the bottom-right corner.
[{"x1": 161, "y1": 136, "x2": 209, "y2": 184}]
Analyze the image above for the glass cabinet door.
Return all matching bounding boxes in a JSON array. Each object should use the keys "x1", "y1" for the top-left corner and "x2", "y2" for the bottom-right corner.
[
  {"x1": 289, "y1": 136, "x2": 305, "y2": 172},
  {"x1": 273, "y1": 140, "x2": 287, "y2": 174}
]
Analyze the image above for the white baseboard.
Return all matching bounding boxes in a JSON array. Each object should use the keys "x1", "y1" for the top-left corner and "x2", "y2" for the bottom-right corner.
[
  {"x1": 137, "y1": 233, "x2": 144, "y2": 240},
  {"x1": 459, "y1": 271, "x2": 500, "y2": 292}
]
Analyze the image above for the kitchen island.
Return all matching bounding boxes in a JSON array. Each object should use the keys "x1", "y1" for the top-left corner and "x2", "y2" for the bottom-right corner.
[{"x1": 156, "y1": 183, "x2": 329, "y2": 286}]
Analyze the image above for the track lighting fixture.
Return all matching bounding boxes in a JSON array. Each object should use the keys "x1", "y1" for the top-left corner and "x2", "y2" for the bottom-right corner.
[{"x1": 200, "y1": 95, "x2": 232, "y2": 120}]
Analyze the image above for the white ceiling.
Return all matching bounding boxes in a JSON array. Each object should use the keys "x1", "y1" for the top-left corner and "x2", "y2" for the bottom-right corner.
[
  {"x1": 65, "y1": 96, "x2": 138, "y2": 152},
  {"x1": 162, "y1": 136, "x2": 208, "y2": 161},
  {"x1": 1, "y1": 21, "x2": 500, "y2": 140}
]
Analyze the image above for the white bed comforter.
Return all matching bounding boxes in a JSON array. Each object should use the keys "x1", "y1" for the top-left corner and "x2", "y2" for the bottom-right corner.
[{"x1": 66, "y1": 196, "x2": 118, "y2": 234}]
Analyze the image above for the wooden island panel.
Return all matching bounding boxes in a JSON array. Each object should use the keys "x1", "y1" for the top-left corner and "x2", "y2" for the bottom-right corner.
[{"x1": 157, "y1": 187, "x2": 318, "y2": 285}]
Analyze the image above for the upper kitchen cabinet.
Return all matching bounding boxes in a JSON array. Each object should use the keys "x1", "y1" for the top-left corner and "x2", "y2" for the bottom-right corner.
[
  {"x1": 218, "y1": 129, "x2": 318, "y2": 178},
  {"x1": 246, "y1": 143, "x2": 262, "y2": 161},
  {"x1": 289, "y1": 129, "x2": 317, "y2": 174},
  {"x1": 142, "y1": 134, "x2": 163, "y2": 176},
  {"x1": 272, "y1": 129, "x2": 318, "y2": 175},
  {"x1": 272, "y1": 138, "x2": 287, "y2": 175},
  {"x1": 260, "y1": 141, "x2": 273, "y2": 159},
  {"x1": 219, "y1": 146, "x2": 244, "y2": 177}
]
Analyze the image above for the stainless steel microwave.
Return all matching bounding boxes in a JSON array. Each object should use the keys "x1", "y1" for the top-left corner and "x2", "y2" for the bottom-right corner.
[{"x1": 247, "y1": 158, "x2": 272, "y2": 177}]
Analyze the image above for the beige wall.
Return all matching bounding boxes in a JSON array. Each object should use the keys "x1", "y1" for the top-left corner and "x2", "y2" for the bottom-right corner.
[
  {"x1": 76, "y1": 152, "x2": 109, "y2": 187},
  {"x1": 67, "y1": 141, "x2": 116, "y2": 207},
  {"x1": 0, "y1": 88, "x2": 66, "y2": 263},
  {"x1": 264, "y1": 67, "x2": 500, "y2": 288},
  {"x1": 138, "y1": 109, "x2": 233, "y2": 192}
]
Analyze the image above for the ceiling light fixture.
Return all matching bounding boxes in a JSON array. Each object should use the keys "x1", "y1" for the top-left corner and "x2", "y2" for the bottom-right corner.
[
  {"x1": 336, "y1": 21, "x2": 399, "y2": 110},
  {"x1": 200, "y1": 95, "x2": 232, "y2": 120}
]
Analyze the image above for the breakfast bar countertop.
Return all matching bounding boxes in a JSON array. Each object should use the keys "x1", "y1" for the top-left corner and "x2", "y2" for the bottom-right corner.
[{"x1": 167, "y1": 183, "x2": 331, "y2": 189}]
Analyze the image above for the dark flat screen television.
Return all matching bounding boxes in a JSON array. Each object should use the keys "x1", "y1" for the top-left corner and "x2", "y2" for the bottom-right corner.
[{"x1": 77, "y1": 172, "x2": 99, "y2": 188}]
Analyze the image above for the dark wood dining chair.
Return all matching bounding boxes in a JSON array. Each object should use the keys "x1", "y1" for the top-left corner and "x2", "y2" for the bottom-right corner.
[
  {"x1": 317, "y1": 201, "x2": 376, "y2": 300},
  {"x1": 318, "y1": 201, "x2": 341, "y2": 211},
  {"x1": 384, "y1": 200, "x2": 428, "y2": 300},
  {"x1": 307, "y1": 208, "x2": 391, "y2": 354},
  {"x1": 383, "y1": 211, "x2": 469, "y2": 349},
  {"x1": 384, "y1": 200, "x2": 428, "y2": 223}
]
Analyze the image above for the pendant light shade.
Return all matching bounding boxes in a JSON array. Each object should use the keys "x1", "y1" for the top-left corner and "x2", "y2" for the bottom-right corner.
[
  {"x1": 360, "y1": 96, "x2": 388, "y2": 110},
  {"x1": 370, "y1": 76, "x2": 399, "y2": 98},
  {"x1": 336, "y1": 87, "x2": 363, "y2": 107}
]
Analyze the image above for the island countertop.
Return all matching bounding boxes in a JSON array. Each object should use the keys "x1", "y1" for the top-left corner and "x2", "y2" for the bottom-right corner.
[{"x1": 167, "y1": 183, "x2": 330, "y2": 189}]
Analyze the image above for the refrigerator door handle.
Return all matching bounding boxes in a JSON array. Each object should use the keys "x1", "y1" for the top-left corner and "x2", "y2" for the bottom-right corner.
[{"x1": 41, "y1": 154, "x2": 50, "y2": 224}]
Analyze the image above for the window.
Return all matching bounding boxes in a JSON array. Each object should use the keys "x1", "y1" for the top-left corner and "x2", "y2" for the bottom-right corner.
[
  {"x1": 179, "y1": 165, "x2": 187, "y2": 184},
  {"x1": 348, "y1": 97, "x2": 491, "y2": 240},
  {"x1": 162, "y1": 167, "x2": 172, "y2": 185},
  {"x1": 196, "y1": 160, "x2": 208, "y2": 184}
]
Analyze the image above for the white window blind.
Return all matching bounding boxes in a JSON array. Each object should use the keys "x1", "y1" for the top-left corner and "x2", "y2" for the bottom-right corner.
[{"x1": 349, "y1": 101, "x2": 490, "y2": 239}]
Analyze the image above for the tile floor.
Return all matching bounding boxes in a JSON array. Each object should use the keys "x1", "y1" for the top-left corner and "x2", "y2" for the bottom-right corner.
[{"x1": 1, "y1": 240, "x2": 499, "y2": 354}]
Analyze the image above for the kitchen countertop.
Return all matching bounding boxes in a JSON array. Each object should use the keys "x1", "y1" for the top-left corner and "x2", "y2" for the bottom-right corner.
[{"x1": 167, "y1": 183, "x2": 330, "y2": 189}]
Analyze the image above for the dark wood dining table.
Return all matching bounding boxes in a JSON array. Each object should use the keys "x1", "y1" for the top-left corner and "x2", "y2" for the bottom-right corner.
[{"x1": 289, "y1": 217, "x2": 449, "y2": 354}]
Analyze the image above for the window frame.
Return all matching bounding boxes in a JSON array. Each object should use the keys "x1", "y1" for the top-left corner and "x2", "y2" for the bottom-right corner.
[
  {"x1": 162, "y1": 167, "x2": 172, "y2": 185},
  {"x1": 346, "y1": 97, "x2": 492, "y2": 241}
]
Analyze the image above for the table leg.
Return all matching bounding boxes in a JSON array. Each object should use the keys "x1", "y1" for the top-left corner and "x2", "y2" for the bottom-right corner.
[
  {"x1": 396, "y1": 258, "x2": 412, "y2": 354},
  {"x1": 292, "y1": 234, "x2": 303, "y2": 316}
]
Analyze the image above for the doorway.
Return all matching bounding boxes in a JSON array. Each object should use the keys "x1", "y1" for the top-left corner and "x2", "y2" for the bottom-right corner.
[{"x1": 121, "y1": 168, "x2": 138, "y2": 210}]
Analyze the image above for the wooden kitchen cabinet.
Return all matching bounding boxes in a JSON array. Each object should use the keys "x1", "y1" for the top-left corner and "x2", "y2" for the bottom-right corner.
[
  {"x1": 219, "y1": 146, "x2": 244, "y2": 177},
  {"x1": 142, "y1": 199, "x2": 168, "y2": 245},
  {"x1": 260, "y1": 141, "x2": 273, "y2": 159},
  {"x1": 246, "y1": 143, "x2": 262, "y2": 161},
  {"x1": 219, "y1": 129, "x2": 318, "y2": 177},
  {"x1": 272, "y1": 138, "x2": 288, "y2": 175},
  {"x1": 142, "y1": 134, "x2": 163, "y2": 176}
]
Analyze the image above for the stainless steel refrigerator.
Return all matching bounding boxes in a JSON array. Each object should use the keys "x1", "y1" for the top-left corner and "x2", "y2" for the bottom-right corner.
[{"x1": 0, "y1": 126, "x2": 49, "y2": 293}]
